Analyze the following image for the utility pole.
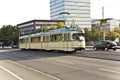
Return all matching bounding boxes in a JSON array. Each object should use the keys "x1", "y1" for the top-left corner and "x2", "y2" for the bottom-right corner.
[
  {"x1": 102, "y1": 6, "x2": 104, "y2": 19},
  {"x1": 102, "y1": 6, "x2": 106, "y2": 41}
]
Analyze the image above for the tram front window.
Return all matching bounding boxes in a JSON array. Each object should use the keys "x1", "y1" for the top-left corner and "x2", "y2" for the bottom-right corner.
[
  {"x1": 79, "y1": 36, "x2": 85, "y2": 41},
  {"x1": 72, "y1": 33, "x2": 84, "y2": 41}
]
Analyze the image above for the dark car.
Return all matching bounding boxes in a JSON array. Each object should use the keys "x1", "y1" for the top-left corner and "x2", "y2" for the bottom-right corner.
[{"x1": 93, "y1": 40, "x2": 117, "y2": 51}]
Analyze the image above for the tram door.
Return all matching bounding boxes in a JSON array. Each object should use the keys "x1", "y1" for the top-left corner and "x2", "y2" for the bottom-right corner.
[
  {"x1": 41, "y1": 36, "x2": 43, "y2": 49},
  {"x1": 64, "y1": 33, "x2": 69, "y2": 51},
  {"x1": 25, "y1": 38, "x2": 30, "y2": 49},
  {"x1": 42, "y1": 36, "x2": 49, "y2": 50},
  {"x1": 45, "y1": 36, "x2": 49, "y2": 50}
]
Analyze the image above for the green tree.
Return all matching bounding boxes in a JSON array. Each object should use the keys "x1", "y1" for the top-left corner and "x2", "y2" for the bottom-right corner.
[
  {"x1": 57, "y1": 22, "x2": 65, "y2": 28},
  {"x1": 83, "y1": 27, "x2": 120, "y2": 43},
  {"x1": 84, "y1": 28, "x2": 92, "y2": 42},
  {"x1": 105, "y1": 27, "x2": 120, "y2": 40},
  {"x1": 0, "y1": 25, "x2": 19, "y2": 46},
  {"x1": 50, "y1": 24, "x2": 58, "y2": 30},
  {"x1": 84, "y1": 27, "x2": 101, "y2": 42},
  {"x1": 42, "y1": 25, "x2": 48, "y2": 32},
  {"x1": 113, "y1": 27, "x2": 120, "y2": 34},
  {"x1": 92, "y1": 27, "x2": 101, "y2": 41}
]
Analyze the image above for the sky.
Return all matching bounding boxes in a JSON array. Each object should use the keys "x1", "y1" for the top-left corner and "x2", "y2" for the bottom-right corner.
[
  {"x1": 0, "y1": 0, "x2": 120, "y2": 27},
  {"x1": 91, "y1": 0, "x2": 120, "y2": 19}
]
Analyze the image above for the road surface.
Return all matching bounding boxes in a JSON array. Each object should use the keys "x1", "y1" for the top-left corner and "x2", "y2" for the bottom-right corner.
[{"x1": 0, "y1": 49, "x2": 120, "y2": 80}]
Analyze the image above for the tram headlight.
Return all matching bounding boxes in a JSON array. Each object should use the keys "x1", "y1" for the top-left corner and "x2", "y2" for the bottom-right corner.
[{"x1": 78, "y1": 44, "x2": 82, "y2": 46}]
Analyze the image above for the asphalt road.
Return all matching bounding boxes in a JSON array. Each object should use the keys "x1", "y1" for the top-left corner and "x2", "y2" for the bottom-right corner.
[
  {"x1": 0, "y1": 49, "x2": 120, "y2": 80},
  {"x1": 74, "y1": 48, "x2": 120, "y2": 61}
]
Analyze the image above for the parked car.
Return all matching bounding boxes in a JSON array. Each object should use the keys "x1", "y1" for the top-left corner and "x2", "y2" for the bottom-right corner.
[
  {"x1": 93, "y1": 40, "x2": 117, "y2": 51},
  {"x1": 12, "y1": 45, "x2": 19, "y2": 48}
]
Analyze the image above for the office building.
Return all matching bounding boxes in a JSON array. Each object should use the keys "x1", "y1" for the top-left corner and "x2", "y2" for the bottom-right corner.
[
  {"x1": 17, "y1": 20, "x2": 64, "y2": 36},
  {"x1": 92, "y1": 18, "x2": 120, "y2": 31},
  {"x1": 50, "y1": 0, "x2": 91, "y2": 28}
]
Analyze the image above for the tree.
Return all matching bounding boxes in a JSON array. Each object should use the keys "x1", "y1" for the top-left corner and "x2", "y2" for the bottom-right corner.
[
  {"x1": 50, "y1": 24, "x2": 58, "y2": 30},
  {"x1": 113, "y1": 27, "x2": 120, "y2": 34},
  {"x1": 83, "y1": 27, "x2": 120, "y2": 45},
  {"x1": 84, "y1": 27, "x2": 101, "y2": 42},
  {"x1": 92, "y1": 27, "x2": 101, "y2": 41},
  {"x1": 42, "y1": 25, "x2": 49, "y2": 32},
  {"x1": 105, "y1": 27, "x2": 120, "y2": 41},
  {"x1": 84, "y1": 28, "x2": 92, "y2": 42},
  {"x1": 57, "y1": 22, "x2": 65, "y2": 28},
  {"x1": 0, "y1": 25, "x2": 19, "y2": 47}
]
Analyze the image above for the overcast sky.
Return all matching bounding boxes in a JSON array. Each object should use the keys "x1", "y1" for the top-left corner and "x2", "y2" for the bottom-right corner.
[{"x1": 0, "y1": 0, "x2": 120, "y2": 27}]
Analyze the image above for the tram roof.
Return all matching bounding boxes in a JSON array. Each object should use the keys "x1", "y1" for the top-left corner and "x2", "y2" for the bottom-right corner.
[
  {"x1": 19, "y1": 35, "x2": 30, "y2": 39},
  {"x1": 45, "y1": 27, "x2": 84, "y2": 35},
  {"x1": 19, "y1": 27, "x2": 84, "y2": 38}
]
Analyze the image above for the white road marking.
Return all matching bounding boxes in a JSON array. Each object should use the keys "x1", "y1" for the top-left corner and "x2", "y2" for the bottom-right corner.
[
  {"x1": 0, "y1": 65, "x2": 23, "y2": 80},
  {"x1": 56, "y1": 59, "x2": 75, "y2": 65},
  {"x1": 7, "y1": 60, "x2": 61, "y2": 80},
  {"x1": 99, "y1": 68, "x2": 120, "y2": 74}
]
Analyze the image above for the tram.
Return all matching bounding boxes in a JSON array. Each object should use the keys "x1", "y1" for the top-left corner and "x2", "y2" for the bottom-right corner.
[{"x1": 19, "y1": 27, "x2": 85, "y2": 52}]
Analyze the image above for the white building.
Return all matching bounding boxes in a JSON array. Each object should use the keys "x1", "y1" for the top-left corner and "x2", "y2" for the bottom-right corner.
[
  {"x1": 50, "y1": 0, "x2": 91, "y2": 28},
  {"x1": 17, "y1": 20, "x2": 64, "y2": 36},
  {"x1": 92, "y1": 18, "x2": 120, "y2": 31}
]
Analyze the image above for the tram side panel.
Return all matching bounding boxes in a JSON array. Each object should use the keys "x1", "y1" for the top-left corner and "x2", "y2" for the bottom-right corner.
[
  {"x1": 25, "y1": 38, "x2": 30, "y2": 49},
  {"x1": 63, "y1": 33, "x2": 75, "y2": 51},
  {"x1": 19, "y1": 42, "x2": 26, "y2": 49},
  {"x1": 70, "y1": 40, "x2": 85, "y2": 51},
  {"x1": 30, "y1": 43, "x2": 41, "y2": 49},
  {"x1": 47, "y1": 34, "x2": 65, "y2": 51},
  {"x1": 19, "y1": 38, "x2": 29, "y2": 49},
  {"x1": 19, "y1": 28, "x2": 86, "y2": 51},
  {"x1": 47, "y1": 41, "x2": 64, "y2": 51},
  {"x1": 46, "y1": 33, "x2": 76, "y2": 51},
  {"x1": 29, "y1": 36, "x2": 42, "y2": 49},
  {"x1": 19, "y1": 38, "x2": 24, "y2": 49}
]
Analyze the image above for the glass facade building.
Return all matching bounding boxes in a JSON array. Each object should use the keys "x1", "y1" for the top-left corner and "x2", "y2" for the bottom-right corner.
[{"x1": 50, "y1": 0, "x2": 91, "y2": 28}]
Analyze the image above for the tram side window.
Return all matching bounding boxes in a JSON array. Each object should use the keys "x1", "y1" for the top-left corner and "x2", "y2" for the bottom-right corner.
[
  {"x1": 31, "y1": 37, "x2": 34, "y2": 42},
  {"x1": 43, "y1": 36, "x2": 45, "y2": 42},
  {"x1": 50, "y1": 34, "x2": 63, "y2": 42},
  {"x1": 39, "y1": 37, "x2": 41, "y2": 42},
  {"x1": 46, "y1": 36, "x2": 50, "y2": 42},
  {"x1": 25, "y1": 38, "x2": 29, "y2": 43},
  {"x1": 19, "y1": 39, "x2": 25, "y2": 43},
  {"x1": 50, "y1": 35, "x2": 56, "y2": 41},
  {"x1": 43, "y1": 36, "x2": 49, "y2": 42},
  {"x1": 31, "y1": 37, "x2": 40, "y2": 42},
  {"x1": 57, "y1": 34, "x2": 63, "y2": 41},
  {"x1": 64, "y1": 33, "x2": 70, "y2": 41}
]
